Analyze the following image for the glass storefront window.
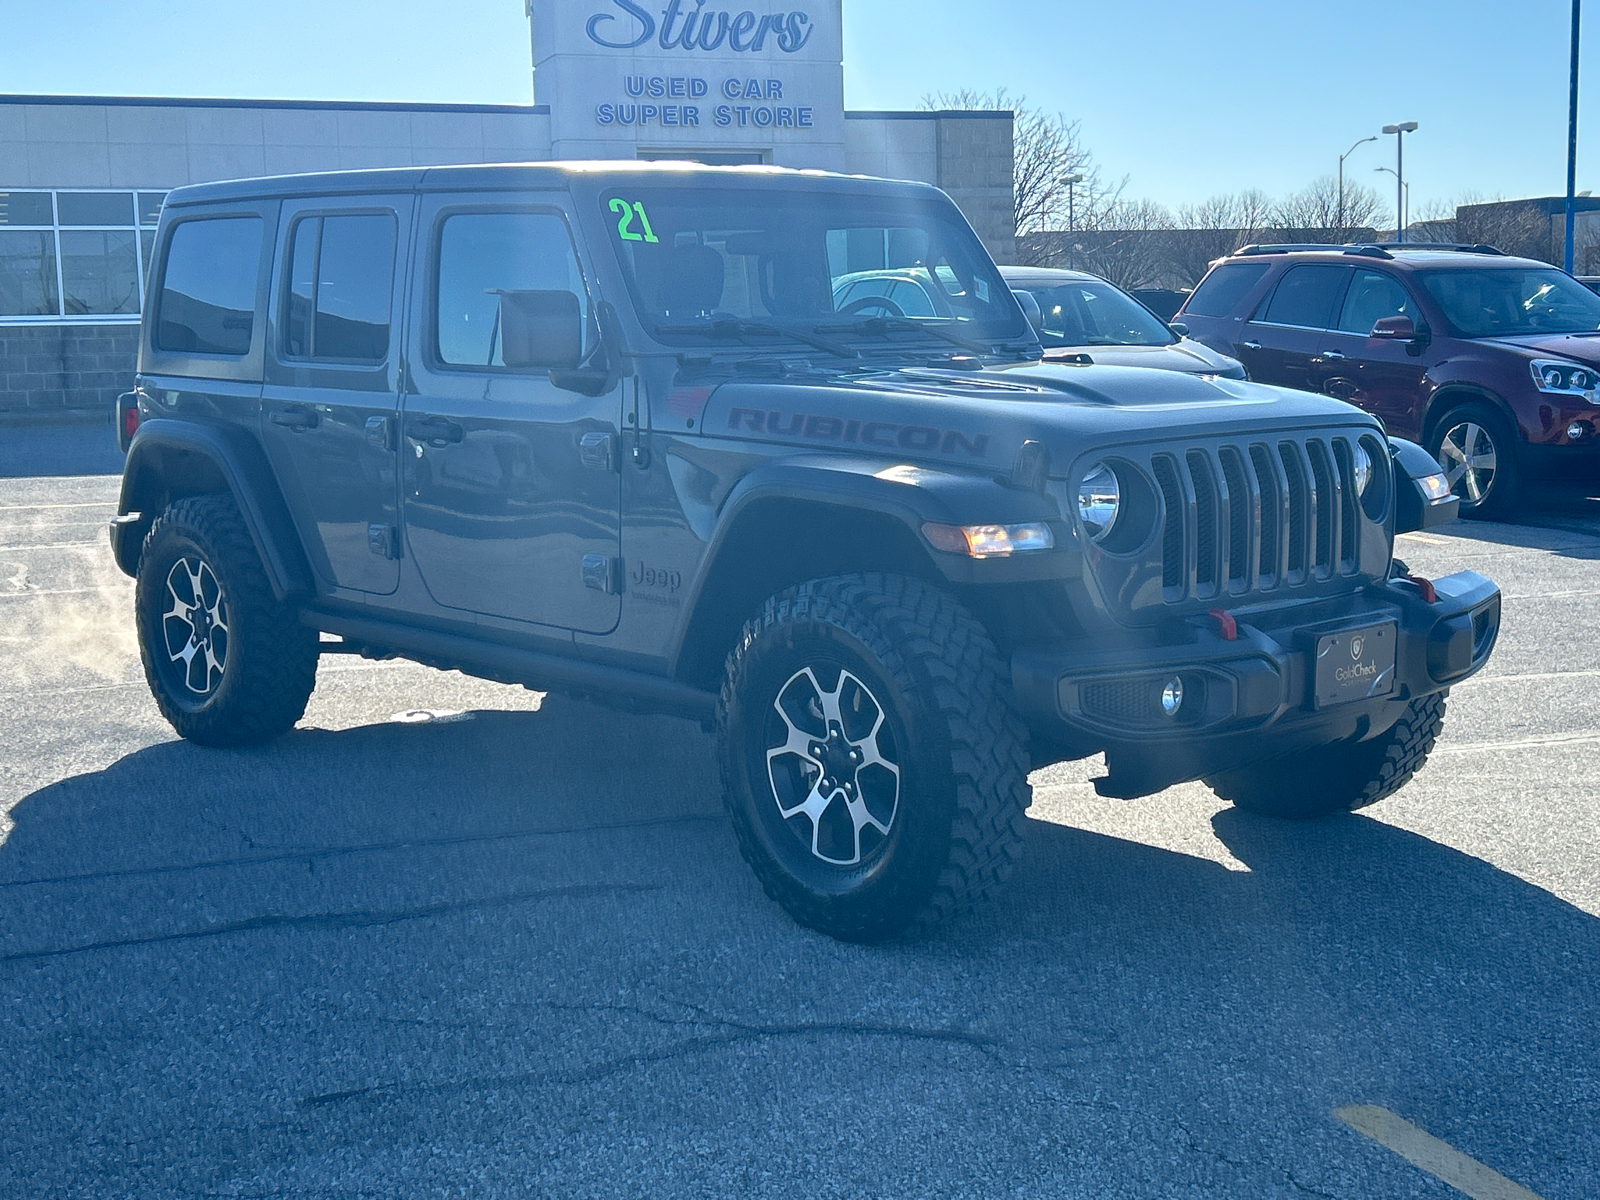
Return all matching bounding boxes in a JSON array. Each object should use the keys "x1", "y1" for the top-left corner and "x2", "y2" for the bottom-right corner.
[
  {"x1": 0, "y1": 188, "x2": 167, "y2": 322},
  {"x1": 61, "y1": 230, "x2": 140, "y2": 315},
  {"x1": 0, "y1": 230, "x2": 60, "y2": 316}
]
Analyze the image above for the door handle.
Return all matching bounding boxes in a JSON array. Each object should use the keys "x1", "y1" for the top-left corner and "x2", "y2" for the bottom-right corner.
[
  {"x1": 406, "y1": 417, "x2": 463, "y2": 447},
  {"x1": 1241, "y1": 341, "x2": 1262, "y2": 351},
  {"x1": 1321, "y1": 349, "x2": 1346, "y2": 360},
  {"x1": 579, "y1": 430, "x2": 616, "y2": 471},
  {"x1": 365, "y1": 414, "x2": 396, "y2": 451},
  {"x1": 270, "y1": 406, "x2": 319, "y2": 431}
]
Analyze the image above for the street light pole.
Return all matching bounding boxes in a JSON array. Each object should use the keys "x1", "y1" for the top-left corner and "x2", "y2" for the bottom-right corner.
[
  {"x1": 1064, "y1": 172, "x2": 1084, "y2": 269},
  {"x1": 1382, "y1": 122, "x2": 1419, "y2": 242},
  {"x1": 1339, "y1": 136, "x2": 1377, "y2": 233},
  {"x1": 1566, "y1": 0, "x2": 1581, "y2": 273},
  {"x1": 1375, "y1": 168, "x2": 1410, "y2": 233}
]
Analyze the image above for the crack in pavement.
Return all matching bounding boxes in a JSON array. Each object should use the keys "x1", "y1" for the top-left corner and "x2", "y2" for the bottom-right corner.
[{"x1": 0, "y1": 882, "x2": 661, "y2": 965}]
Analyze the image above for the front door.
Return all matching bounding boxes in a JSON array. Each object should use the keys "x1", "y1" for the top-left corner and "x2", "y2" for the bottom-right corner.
[
  {"x1": 400, "y1": 195, "x2": 622, "y2": 635},
  {"x1": 260, "y1": 197, "x2": 411, "y2": 595},
  {"x1": 1313, "y1": 267, "x2": 1430, "y2": 435}
]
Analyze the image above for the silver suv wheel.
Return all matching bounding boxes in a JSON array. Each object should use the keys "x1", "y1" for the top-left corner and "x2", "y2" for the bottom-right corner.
[
  {"x1": 162, "y1": 555, "x2": 229, "y2": 696},
  {"x1": 766, "y1": 666, "x2": 901, "y2": 866},
  {"x1": 1438, "y1": 419, "x2": 1498, "y2": 504}
]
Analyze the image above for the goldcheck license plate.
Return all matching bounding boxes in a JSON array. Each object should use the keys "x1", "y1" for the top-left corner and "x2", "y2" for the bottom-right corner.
[{"x1": 1313, "y1": 623, "x2": 1397, "y2": 708}]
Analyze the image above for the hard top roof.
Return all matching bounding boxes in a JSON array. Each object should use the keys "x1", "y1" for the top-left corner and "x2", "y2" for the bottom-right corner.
[{"x1": 162, "y1": 160, "x2": 941, "y2": 208}]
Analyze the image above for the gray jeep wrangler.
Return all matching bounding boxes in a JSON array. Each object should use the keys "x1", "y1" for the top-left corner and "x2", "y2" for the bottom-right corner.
[{"x1": 111, "y1": 163, "x2": 1500, "y2": 940}]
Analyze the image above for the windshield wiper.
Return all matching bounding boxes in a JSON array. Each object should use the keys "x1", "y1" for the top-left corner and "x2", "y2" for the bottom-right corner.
[
  {"x1": 653, "y1": 317, "x2": 857, "y2": 359},
  {"x1": 813, "y1": 315, "x2": 996, "y2": 355}
]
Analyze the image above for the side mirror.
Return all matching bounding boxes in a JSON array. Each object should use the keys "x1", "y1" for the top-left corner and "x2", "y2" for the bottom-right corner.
[
  {"x1": 1012, "y1": 288, "x2": 1045, "y2": 336},
  {"x1": 1168, "y1": 321, "x2": 1189, "y2": 338},
  {"x1": 1369, "y1": 315, "x2": 1416, "y2": 340},
  {"x1": 498, "y1": 289, "x2": 583, "y2": 370}
]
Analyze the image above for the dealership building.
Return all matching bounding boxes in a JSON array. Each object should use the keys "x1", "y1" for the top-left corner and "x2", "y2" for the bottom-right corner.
[{"x1": 0, "y1": 0, "x2": 1014, "y2": 421}]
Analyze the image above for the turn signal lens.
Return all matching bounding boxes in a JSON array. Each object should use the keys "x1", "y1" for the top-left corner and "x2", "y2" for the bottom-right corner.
[
  {"x1": 922, "y1": 521, "x2": 1055, "y2": 558},
  {"x1": 1416, "y1": 472, "x2": 1452, "y2": 502}
]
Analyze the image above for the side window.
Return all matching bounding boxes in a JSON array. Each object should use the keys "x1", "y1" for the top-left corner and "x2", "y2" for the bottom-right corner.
[
  {"x1": 1260, "y1": 264, "x2": 1349, "y2": 329},
  {"x1": 283, "y1": 213, "x2": 397, "y2": 362},
  {"x1": 155, "y1": 216, "x2": 263, "y2": 356},
  {"x1": 1184, "y1": 262, "x2": 1270, "y2": 318},
  {"x1": 435, "y1": 211, "x2": 587, "y2": 369},
  {"x1": 1336, "y1": 270, "x2": 1415, "y2": 335}
]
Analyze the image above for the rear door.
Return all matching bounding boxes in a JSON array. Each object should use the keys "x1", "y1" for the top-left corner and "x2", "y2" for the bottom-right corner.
[
  {"x1": 260, "y1": 197, "x2": 411, "y2": 594},
  {"x1": 399, "y1": 193, "x2": 623, "y2": 635},
  {"x1": 1238, "y1": 263, "x2": 1350, "y2": 392}
]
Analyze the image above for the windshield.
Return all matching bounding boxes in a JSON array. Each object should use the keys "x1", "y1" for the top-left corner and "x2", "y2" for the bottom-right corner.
[
  {"x1": 598, "y1": 184, "x2": 1030, "y2": 352},
  {"x1": 1417, "y1": 267, "x2": 1600, "y2": 337},
  {"x1": 1014, "y1": 278, "x2": 1175, "y2": 347}
]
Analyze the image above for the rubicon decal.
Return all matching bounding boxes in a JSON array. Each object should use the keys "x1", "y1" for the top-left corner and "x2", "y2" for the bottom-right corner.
[{"x1": 726, "y1": 408, "x2": 990, "y2": 458}]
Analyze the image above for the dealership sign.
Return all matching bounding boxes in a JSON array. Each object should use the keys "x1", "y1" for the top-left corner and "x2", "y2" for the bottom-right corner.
[{"x1": 529, "y1": 0, "x2": 845, "y2": 165}]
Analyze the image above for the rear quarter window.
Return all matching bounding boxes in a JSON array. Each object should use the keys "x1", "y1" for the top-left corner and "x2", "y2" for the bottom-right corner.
[
  {"x1": 1183, "y1": 262, "x2": 1270, "y2": 318},
  {"x1": 155, "y1": 216, "x2": 263, "y2": 356}
]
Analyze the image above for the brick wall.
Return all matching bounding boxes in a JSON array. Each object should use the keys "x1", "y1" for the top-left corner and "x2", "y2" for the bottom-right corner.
[{"x1": 0, "y1": 325, "x2": 139, "y2": 420}]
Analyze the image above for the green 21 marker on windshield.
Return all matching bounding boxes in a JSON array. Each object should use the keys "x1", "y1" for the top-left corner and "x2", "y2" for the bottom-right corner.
[{"x1": 609, "y1": 198, "x2": 659, "y2": 243}]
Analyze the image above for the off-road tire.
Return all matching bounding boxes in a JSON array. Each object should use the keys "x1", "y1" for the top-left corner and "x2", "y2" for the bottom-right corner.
[
  {"x1": 136, "y1": 495, "x2": 318, "y2": 746},
  {"x1": 1428, "y1": 402, "x2": 1522, "y2": 520},
  {"x1": 1206, "y1": 692, "x2": 1448, "y2": 820},
  {"x1": 716, "y1": 573, "x2": 1030, "y2": 942}
]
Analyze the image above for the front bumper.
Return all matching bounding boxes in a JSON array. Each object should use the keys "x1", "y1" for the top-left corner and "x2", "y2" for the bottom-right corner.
[{"x1": 1012, "y1": 570, "x2": 1501, "y2": 794}]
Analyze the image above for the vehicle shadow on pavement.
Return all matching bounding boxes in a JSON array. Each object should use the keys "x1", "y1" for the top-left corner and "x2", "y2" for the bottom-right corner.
[{"x1": 0, "y1": 698, "x2": 1596, "y2": 1197}]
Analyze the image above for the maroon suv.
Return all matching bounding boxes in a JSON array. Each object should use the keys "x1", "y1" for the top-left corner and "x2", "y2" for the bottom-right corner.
[{"x1": 1175, "y1": 243, "x2": 1600, "y2": 517}]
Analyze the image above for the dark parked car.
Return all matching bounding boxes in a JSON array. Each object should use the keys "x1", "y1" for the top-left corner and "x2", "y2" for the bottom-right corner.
[
  {"x1": 1000, "y1": 266, "x2": 1244, "y2": 378},
  {"x1": 1175, "y1": 243, "x2": 1600, "y2": 517},
  {"x1": 111, "y1": 164, "x2": 1495, "y2": 941}
]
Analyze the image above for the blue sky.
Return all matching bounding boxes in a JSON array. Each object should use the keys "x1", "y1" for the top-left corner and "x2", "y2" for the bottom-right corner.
[{"x1": 0, "y1": 0, "x2": 1591, "y2": 213}]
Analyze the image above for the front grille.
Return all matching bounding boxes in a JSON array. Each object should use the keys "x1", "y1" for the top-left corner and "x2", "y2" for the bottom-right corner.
[{"x1": 1154, "y1": 434, "x2": 1374, "y2": 604}]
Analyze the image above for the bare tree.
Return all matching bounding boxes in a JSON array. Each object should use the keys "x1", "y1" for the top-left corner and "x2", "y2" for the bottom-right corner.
[
  {"x1": 1273, "y1": 175, "x2": 1382, "y2": 240},
  {"x1": 921, "y1": 88, "x2": 1103, "y2": 237}
]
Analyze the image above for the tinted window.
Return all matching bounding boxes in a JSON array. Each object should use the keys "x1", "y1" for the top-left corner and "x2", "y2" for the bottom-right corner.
[
  {"x1": 284, "y1": 214, "x2": 396, "y2": 362},
  {"x1": 1418, "y1": 267, "x2": 1600, "y2": 336},
  {"x1": 0, "y1": 231, "x2": 59, "y2": 316},
  {"x1": 156, "y1": 217, "x2": 262, "y2": 356},
  {"x1": 0, "y1": 192, "x2": 53, "y2": 226},
  {"x1": 1261, "y1": 264, "x2": 1348, "y2": 329},
  {"x1": 436, "y1": 211, "x2": 588, "y2": 368},
  {"x1": 57, "y1": 192, "x2": 136, "y2": 227},
  {"x1": 1337, "y1": 270, "x2": 1416, "y2": 335},
  {"x1": 1184, "y1": 262, "x2": 1270, "y2": 318}
]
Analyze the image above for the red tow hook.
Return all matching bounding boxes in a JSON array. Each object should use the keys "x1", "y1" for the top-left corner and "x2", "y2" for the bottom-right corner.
[
  {"x1": 1208, "y1": 608, "x2": 1238, "y2": 641},
  {"x1": 1406, "y1": 575, "x2": 1438, "y2": 604}
]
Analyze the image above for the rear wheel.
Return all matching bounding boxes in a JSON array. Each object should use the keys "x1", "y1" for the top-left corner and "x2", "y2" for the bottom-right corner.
[
  {"x1": 136, "y1": 495, "x2": 319, "y2": 746},
  {"x1": 1205, "y1": 693, "x2": 1447, "y2": 819},
  {"x1": 1429, "y1": 402, "x2": 1521, "y2": 519},
  {"x1": 716, "y1": 573, "x2": 1030, "y2": 941}
]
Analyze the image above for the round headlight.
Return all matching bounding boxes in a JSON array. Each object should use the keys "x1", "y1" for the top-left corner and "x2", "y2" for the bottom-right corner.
[
  {"x1": 1544, "y1": 366, "x2": 1567, "y2": 389},
  {"x1": 1573, "y1": 369, "x2": 1592, "y2": 391},
  {"x1": 1077, "y1": 462, "x2": 1121, "y2": 540},
  {"x1": 1352, "y1": 442, "x2": 1373, "y2": 496}
]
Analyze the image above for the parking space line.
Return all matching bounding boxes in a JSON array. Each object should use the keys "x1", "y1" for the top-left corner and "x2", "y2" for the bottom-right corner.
[
  {"x1": 1333, "y1": 1106, "x2": 1544, "y2": 1200},
  {"x1": 0, "y1": 541, "x2": 102, "y2": 551},
  {"x1": 1457, "y1": 669, "x2": 1600, "y2": 686},
  {"x1": 0, "y1": 502, "x2": 112, "y2": 512},
  {"x1": 1435, "y1": 730, "x2": 1600, "y2": 753}
]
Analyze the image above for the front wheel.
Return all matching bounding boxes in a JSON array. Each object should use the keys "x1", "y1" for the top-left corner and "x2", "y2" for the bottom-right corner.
[
  {"x1": 136, "y1": 495, "x2": 319, "y2": 746},
  {"x1": 716, "y1": 574, "x2": 1030, "y2": 941},
  {"x1": 1205, "y1": 693, "x2": 1448, "y2": 819},
  {"x1": 1429, "y1": 403, "x2": 1521, "y2": 519}
]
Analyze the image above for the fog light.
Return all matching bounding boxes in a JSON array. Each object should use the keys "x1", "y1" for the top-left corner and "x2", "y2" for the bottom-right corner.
[
  {"x1": 1567, "y1": 420, "x2": 1592, "y2": 441},
  {"x1": 1160, "y1": 676, "x2": 1184, "y2": 717}
]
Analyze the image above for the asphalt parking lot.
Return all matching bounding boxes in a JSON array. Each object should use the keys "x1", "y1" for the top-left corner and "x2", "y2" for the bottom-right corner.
[{"x1": 2, "y1": 429, "x2": 1598, "y2": 1198}]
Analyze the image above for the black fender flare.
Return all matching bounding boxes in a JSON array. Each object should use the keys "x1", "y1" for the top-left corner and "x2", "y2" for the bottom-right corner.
[
  {"x1": 111, "y1": 417, "x2": 313, "y2": 600},
  {"x1": 666, "y1": 453, "x2": 1078, "y2": 679}
]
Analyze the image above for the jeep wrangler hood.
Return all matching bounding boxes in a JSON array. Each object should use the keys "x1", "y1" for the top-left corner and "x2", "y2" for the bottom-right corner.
[{"x1": 696, "y1": 362, "x2": 1378, "y2": 476}]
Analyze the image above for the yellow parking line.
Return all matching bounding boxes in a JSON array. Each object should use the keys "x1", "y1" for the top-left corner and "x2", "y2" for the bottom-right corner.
[{"x1": 1333, "y1": 1106, "x2": 1545, "y2": 1200}]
